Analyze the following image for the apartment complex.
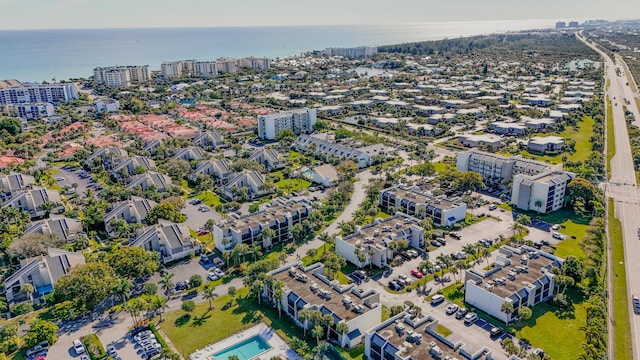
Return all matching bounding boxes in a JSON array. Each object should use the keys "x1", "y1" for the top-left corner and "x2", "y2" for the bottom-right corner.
[
  {"x1": 379, "y1": 185, "x2": 467, "y2": 227},
  {"x1": 161, "y1": 57, "x2": 270, "y2": 79},
  {"x1": 456, "y1": 150, "x2": 560, "y2": 183},
  {"x1": 296, "y1": 134, "x2": 370, "y2": 168},
  {"x1": 6, "y1": 103, "x2": 55, "y2": 120},
  {"x1": 511, "y1": 170, "x2": 574, "y2": 213},
  {"x1": 320, "y1": 46, "x2": 378, "y2": 58},
  {"x1": 258, "y1": 108, "x2": 317, "y2": 139},
  {"x1": 335, "y1": 213, "x2": 424, "y2": 268},
  {"x1": 263, "y1": 262, "x2": 382, "y2": 348},
  {"x1": 131, "y1": 220, "x2": 196, "y2": 264},
  {"x1": 0, "y1": 80, "x2": 78, "y2": 105},
  {"x1": 465, "y1": 245, "x2": 563, "y2": 323},
  {"x1": 213, "y1": 199, "x2": 312, "y2": 251},
  {"x1": 93, "y1": 65, "x2": 150, "y2": 87},
  {"x1": 3, "y1": 248, "x2": 85, "y2": 305}
]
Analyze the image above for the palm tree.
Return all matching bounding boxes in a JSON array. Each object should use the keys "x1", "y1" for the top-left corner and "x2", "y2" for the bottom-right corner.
[
  {"x1": 150, "y1": 295, "x2": 168, "y2": 322},
  {"x1": 114, "y1": 278, "x2": 131, "y2": 305},
  {"x1": 463, "y1": 244, "x2": 477, "y2": 262},
  {"x1": 250, "y1": 279, "x2": 264, "y2": 305},
  {"x1": 204, "y1": 218, "x2": 216, "y2": 246},
  {"x1": 318, "y1": 232, "x2": 332, "y2": 253},
  {"x1": 321, "y1": 313, "x2": 334, "y2": 340},
  {"x1": 203, "y1": 284, "x2": 219, "y2": 310},
  {"x1": 368, "y1": 247, "x2": 376, "y2": 269},
  {"x1": 21, "y1": 283, "x2": 34, "y2": 304},
  {"x1": 501, "y1": 302, "x2": 514, "y2": 326},
  {"x1": 261, "y1": 228, "x2": 276, "y2": 249},
  {"x1": 159, "y1": 273, "x2": 175, "y2": 299},
  {"x1": 534, "y1": 199, "x2": 544, "y2": 212},
  {"x1": 311, "y1": 325, "x2": 324, "y2": 345},
  {"x1": 335, "y1": 322, "x2": 350, "y2": 345},
  {"x1": 273, "y1": 285, "x2": 284, "y2": 318},
  {"x1": 297, "y1": 309, "x2": 311, "y2": 336}
]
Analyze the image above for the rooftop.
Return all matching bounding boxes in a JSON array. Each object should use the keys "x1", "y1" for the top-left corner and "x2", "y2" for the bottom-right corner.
[
  {"x1": 221, "y1": 199, "x2": 310, "y2": 233},
  {"x1": 373, "y1": 317, "x2": 460, "y2": 360},
  {"x1": 341, "y1": 213, "x2": 422, "y2": 247},
  {"x1": 382, "y1": 186, "x2": 463, "y2": 211},
  {"x1": 272, "y1": 263, "x2": 379, "y2": 322}
]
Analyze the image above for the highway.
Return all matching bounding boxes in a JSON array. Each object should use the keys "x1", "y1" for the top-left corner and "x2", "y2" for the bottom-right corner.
[{"x1": 579, "y1": 33, "x2": 640, "y2": 360}]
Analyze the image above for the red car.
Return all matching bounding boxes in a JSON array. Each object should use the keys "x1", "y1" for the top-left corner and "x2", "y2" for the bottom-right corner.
[
  {"x1": 197, "y1": 229, "x2": 210, "y2": 236},
  {"x1": 411, "y1": 269, "x2": 423, "y2": 278}
]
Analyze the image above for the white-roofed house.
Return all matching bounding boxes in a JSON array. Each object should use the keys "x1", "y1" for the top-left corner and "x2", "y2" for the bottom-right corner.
[
  {"x1": 126, "y1": 172, "x2": 173, "y2": 192},
  {"x1": 527, "y1": 136, "x2": 565, "y2": 154},
  {"x1": 24, "y1": 216, "x2": 84, "y2": 243},
  {"x1": 130, "y1": 220, "x2": 196, "y2": 264},
  {"x1": 103, "y1": 196, "x2": 157, "y2": 237},
  {"x1": 312, "y1": 164, "x2": 342, "y2": 187}
]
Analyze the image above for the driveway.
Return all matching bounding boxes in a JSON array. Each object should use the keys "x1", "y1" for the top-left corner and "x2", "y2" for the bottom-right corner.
[{"x1": 181, "y1": 202, "x2": 222, "y2": 231}]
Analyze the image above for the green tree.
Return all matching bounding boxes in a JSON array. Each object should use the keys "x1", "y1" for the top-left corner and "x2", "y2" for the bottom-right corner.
[
  {"x1": 276, "y1": 129, "x2": 296, "y2": 145},
  {"x1": 189, "y1": 274, "x2": 203, "y2": 288},
  {"x1": 181, "y1": 300, "x2": 196, "y2": 316},
  {"x1": 54, "y1": 262, "x2": 118, "y2": 310},
  {"x1": 203, "y1": 284, "x2": 219, "y2": 311},
  {"x1": 162, "y1": 159, "x2": 191, "y2": 181},
  {"x1": 150, "y1": 295, "x2": 168, "y2": 322},
  {"x1": 21, "y1": 283, "x2": 34, "y2": 304},
  {"x1": 107, "y1": 246, "x2": 159, "y2": 279},
  {"x1": 159, "y1": 272, "x2": 175, "y2": 299},
  {"x1": 517, "y1": 306, "x2": 533, "y2": 321},
  {"x1": 228, "y1": 286, "x2": 237, "y2": 303},
  {"x1": 23, "y1": 320, "x2": 58, "y2": 348},
  {"x1": 0, "y1": 117, "x2": 22, "y2": 136},
  {"x1": 311, "y1": 325, "x2": 324, "y2": 345},
  {"x1": 456, "y1": 171, "x2": 485, "y2": 192},
  {"x1": 145, "y1": 203, "x2": 186, "y2": 224},
  {"x1": 501, "y1": 302, "x2": 514, "y2": 326},
  {"x1": 563, "y1": 255, "x2": 584, "y2": 283}
]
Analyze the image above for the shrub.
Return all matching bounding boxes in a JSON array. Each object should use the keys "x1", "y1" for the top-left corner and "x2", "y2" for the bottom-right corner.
[
  {"x1": 189, "y1": 274, "x2": 203, "y2": 288},
  {"x1": 142, "y1": 283, "x2": 158, "y2": 296},
  {"x1": 11, "y1": 303, "x2": 34, "y2": 316}
]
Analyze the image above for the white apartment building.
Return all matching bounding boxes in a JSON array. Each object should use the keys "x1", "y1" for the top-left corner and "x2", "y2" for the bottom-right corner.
[
  {"x1": 7, "y1": 103, "x2": 55, "y2": 120},
  {"x1": 258, "y1": 108, "x2": 316, "y2": 139},
  {"x1": 379, "y1": 185, "x2": 467, "y2": 227},
  {"x1": 322, "y1": 46, "x2": 378, "y2": 58},
  {"x1": 93, "y1": 65, "x2": 150, "y2": 87},
  {"x1": 0, "y1": 79, "x2": 78, "y2": 105},
  {"x1": 94, "y1": 98, "x2": 120, "y2": 113},
  {"x1": 194, "y1": 61, "x2": 219, "y2": 78},
  {"x1": 511, "y1": 170, "x2": 574, "y2": 213},
  {"x1": 456, "y1": 150, "x2": 560, "y2": 184},
  {"x1": 237, "y1": 57, "x2": 270, "y2": 70},
  {"x1": 216, "y1": 58, "x2": 238, "y2": 74}
]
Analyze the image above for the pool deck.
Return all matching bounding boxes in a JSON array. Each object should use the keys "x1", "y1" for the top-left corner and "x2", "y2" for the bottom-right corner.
[{"x1": 189, "y1": 323, "x2": 301, "y2": 360}]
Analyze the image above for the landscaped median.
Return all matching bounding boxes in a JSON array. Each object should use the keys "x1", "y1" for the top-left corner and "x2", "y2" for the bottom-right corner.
[
  {"x1": 609, "y1": 198, "x2": 633, "y2": 360},
  {"x1": 81, "y1": 334, "x2": 105, "y2": 360}
]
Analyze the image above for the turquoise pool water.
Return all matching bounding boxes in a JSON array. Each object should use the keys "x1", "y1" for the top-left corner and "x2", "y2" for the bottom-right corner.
[
  {"x1": 211, "y1": 335, "x2": 271, "y2": 360},
  {"x1": 303, "y1": 169, "x2": 314, "y2": 176}
]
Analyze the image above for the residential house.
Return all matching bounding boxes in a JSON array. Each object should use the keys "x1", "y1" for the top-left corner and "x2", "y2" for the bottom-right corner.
[
  {"x1": 188, "y1": 159, "x2": 233, "y2": 185},
  {"x1": 222, "y1": 170, "x2": 270, "y2": 200},
  {"x1": 457, "y1": 134, "x2": 503, "y2": 149},
  {"x1": 103, "y1": 196, "x2": 157, "y2": 236},
  {"x1": 335, "y1": 213, "x2": 425, "y2": 268},
  {"x1": 0, "y1": 173, "x2": 35, "y2": 200},
  {"x1": 126, "y1": 172, "x2": 173, "y2": 192},
  {"x1": 173, "y1": 146, "x2": 207, "y2": 162},
  {"x1": 311, "y1": 164, "x2": 342, "y2": 187},
  {"x1": 249, "y1": 148, "x2": 286, "y2": 171},
  {"x1": 465, "y1": 245, "x2": 563, "y2": 323},
  {"x1": 296, "y1": 134, "x2": 371, "y2": 168},
  {"x1": 263, "y1": 262, "x2": 381, "y2": 348},
  {"x1": 2, "y1": 188, "x2": 63, "y2": 219},
  {"x1": 85, "y1": 146, "x2": 129, "y2": 170},
  {"x1": 131, "y1": 220, "x2": 196, "y2": 264},
  {"x1": 3, "y1": 248, "x2": 85, "y2": 305},
  {"x1": 213, "y1": 198, "x2": 312, "y2": 251},
  {"x1": 112, "y1": 155, "x2": 156, "y2": 178},
  {"x1": 24, "y1": 217, "x2": 84, "y2": 243},
  {"x1": 523, "y1": 117, "x2": 556, "y2": 132},
  {"x1": 379, "y1": 185, "x2": 467, "y2": 227},
  {"x1": 527, "y1": 136, "x2": 565, "y2": 154},
  {"x1": 192, "y1": 130, "x2": 224, "y2": 149},
  {"x1": 487, "y1": 122, "x2": 527, "y2": 136}
]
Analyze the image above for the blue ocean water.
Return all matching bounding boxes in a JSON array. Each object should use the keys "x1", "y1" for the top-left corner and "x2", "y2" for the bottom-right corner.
[{"x1": 0, "y1": 20, "x2": 555, "y2": 82}]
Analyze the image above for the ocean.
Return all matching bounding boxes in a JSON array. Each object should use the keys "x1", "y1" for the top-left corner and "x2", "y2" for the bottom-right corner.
[{"x1": 0, "y1": 20, "x2": 556, "y2": 83}]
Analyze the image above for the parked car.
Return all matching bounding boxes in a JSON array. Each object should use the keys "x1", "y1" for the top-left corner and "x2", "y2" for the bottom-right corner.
[
  {"x1": 430, "y1": 240, "x2": 442, "y2": 247},
  {"x1": 490, "y1": 327, "x2": 504, "y2": 338},
  {"x1": 455, "y1": 307, "x2": 468, "y2": 320},
  {"x1": 198, "y1": 205, "x2": 211, "y2": 212},
  {"x1": 464, "y1": 312, "x2": 478, "y2": 324},
  {"x1": 393, "y1": 277, "x2": 407, "y2": 287},
  {"x1": 189, "y1": 199, "x2": 202, "y2": 205},
  {"x1": 406, "y1": 249, "x2": 419, "y2": 258},
  {"x1": 430, "y1": 294, "x2": 445, "y2": 305},
  {"x1": 551, "y1": 224, "x2": 560, "y2": 230},
  {"x1": 353, "y1": 270, "x2": 367, "y2": 280},
  {"x1": 449, "y1": 232, "x2": 461, "y2": 240},
  {"x1": 107, "y1": 345, "x2": 117, "y2": 357},
  {"x1": 388, "y1": 281, "x2": 402, "y2": 291},
  {"x1": 446, "y1": 304, "x2": 459, "y2": 315},
  {"x1": 410, "y1": 269, "x2": 423, "y2": 278},
  {"x1": 197, "y1": 229, "x2": 210, "y2": 236},
  {"x1": 207, "y1": 271, "x2": 219, "y2": 281},
  {"x1": 175, "y1": 281, "x2": 189, "y2": 291},
  {"x1": 73, "y1": 339, "x2": 85, "y2": 355},
  {"x1": 552, "y1": 232, "x2": 563, "y2": 239},
  {"x1": 489, "y1": 204, "x2": 497, "y2": 210},
  {"x1": 213, "y1": 268, "x2": 225, "y2": 278},
  {"x1": 54, "y1": 177, "x2": 65, "y2": 182},
  {"x1": 633, "y1": 295, "x2": 640, "y2": 314}
]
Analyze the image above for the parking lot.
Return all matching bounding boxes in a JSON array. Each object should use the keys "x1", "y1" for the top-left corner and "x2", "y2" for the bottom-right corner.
[{"x1": 54, "y1": 166, "x2": 95, "y2": 198}]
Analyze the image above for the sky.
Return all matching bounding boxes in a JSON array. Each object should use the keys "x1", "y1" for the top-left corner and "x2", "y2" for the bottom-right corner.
[{"x1": 1, "y1": 0, "x2": 638, "y2": 30}]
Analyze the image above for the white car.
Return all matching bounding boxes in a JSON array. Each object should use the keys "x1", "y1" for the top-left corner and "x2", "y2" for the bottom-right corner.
[
  {"x1": 213, "y1": 268, "x2": 225, "y2": 277},
  {"x1": 464, "y1": 312, "x2": 479, "y2": 324},
  {"x1": 551, "y1": 224, "x2": 560, "y2": 230},
  {"x1": 73, "y1": 339, "x2": 85, "y2": 355},
  {"x1": 107, "y1": 345, "x2": 117, "y2": 357},
  {"x1": 552, "y1": 232, "x2": 563, "y2": 240},
  {"x1": 207, "y1": 271, "x2": 219, "y2": 281}
]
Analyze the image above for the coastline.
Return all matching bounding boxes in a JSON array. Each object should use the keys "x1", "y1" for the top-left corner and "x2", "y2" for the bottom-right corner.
[{"x1": 0, "y1": 20, "x2": 557, "y2": 82}]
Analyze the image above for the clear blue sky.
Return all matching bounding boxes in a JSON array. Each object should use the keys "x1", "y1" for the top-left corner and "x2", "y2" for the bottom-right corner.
[{"x1": 1, "y1": 0, "x2": 637, "y2": 30}]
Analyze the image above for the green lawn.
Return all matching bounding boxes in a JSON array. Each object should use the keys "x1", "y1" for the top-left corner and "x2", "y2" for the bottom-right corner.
[
  {"x1": 517, "y1": 116, "x2": 595, "y2": 164},
  {"x1": 433, "y1": 162, "x2": 453, "y2": 174},
  {"x1": 514, "y1": 289, "x2": 587, "y2": 360},
  {"x1": 273, "y1": 172, "x2": 311, "y2": 194},
  {"x1": 610, "y1": 198, "x2": 633, "y2": 360},
  {"x1": 160, "y1": 288, "x2": 315, "y2": 358},
  {"x1": 607, "y1": 98, "x2": 615, "y2": 178},
  {"x1": 191, "y1": 191, "x2": 225, "y2": 207}
]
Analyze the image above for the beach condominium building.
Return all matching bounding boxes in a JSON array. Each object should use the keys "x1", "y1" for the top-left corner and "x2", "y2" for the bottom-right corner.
[
  {"x1": 0, "y1": 79, "x2": 78, "y2": 105},
  {"x1": 258, "y1": 108, "x2": 317, "y2": 139},
  {"x1": 7, "y1": 103, "x2": 55, "y2": 120},
  {"x1": 511, "y1": 170, "x2": 574, "y2": 214},
  {"x1": 93, "y1": 65, "x2": 150, "y2": 87},
  {"x1": 322, "y1": 46, "x2": 378, "y2": 58}
]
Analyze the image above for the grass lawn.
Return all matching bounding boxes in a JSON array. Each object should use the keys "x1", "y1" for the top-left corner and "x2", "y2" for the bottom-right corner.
[
  {"x1": 610, "y1": 198, "x2": 633, "y2": 360},
  {"x1": 192, "y1": 191, "x2": 225, "y2": 207},
  {"x1": 274, "y1": 173, "x2": 311, "y2": 194},
  {"x1": 160, "y1": 288, "x2": 313, "y2": 358},
  {"x1": 433, "y1": 162, "x2": 453, "y2": 174},
  {"x1": 437, "y1": 324, "x2": 453, "y2": 337},
  {"x1": 607, "y1": 98, "x2": 615, "y2": 178},
  {"x1": 517, "y1": 116, "x2": 595, "y2": 164},
  {"x1": 513, "y1": 289, "x2": 587, "y2": 360}
]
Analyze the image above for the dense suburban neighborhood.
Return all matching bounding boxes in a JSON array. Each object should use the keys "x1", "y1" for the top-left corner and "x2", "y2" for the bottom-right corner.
[{"x1": 0, "y1": 19, "x2": 639, "y2": 360}]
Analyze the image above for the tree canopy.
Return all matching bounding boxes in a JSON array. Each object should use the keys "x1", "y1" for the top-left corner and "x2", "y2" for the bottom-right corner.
[
  {"x1": 107, "y1": 246, "x2": 159, "y2": 279},
  {"x1": 54, "y1": 262, "x2": 119, "y2": 310}
]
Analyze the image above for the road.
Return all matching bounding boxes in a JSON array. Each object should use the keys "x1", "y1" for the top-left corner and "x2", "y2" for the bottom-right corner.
[{"x1": 579, "y1": 33, "x2": 640, "y2": 360}]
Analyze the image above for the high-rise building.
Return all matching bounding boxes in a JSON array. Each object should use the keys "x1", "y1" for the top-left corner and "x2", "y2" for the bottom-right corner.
[
  {"x1": 7, "y1": 103, "x2": 55, "y2": 120},
  {"x1": 216, "y1": 58, "x2": 238, "y2": 74},
  {"x1": 258, "y1": 108, "x2": 317, "y2": 140},
  {"x1": 194, "y1": 61, "x2": 218, "y2": 78},
  {"x1": 93, "y1": 65, "x2": 150, "y2": 87},
  {"x1": 322, "y1": 46, "x2": 378, "y2": 58},
  {"x1": 0, "y1": 79, "x2": 78, "y2": 105},
  {"x1": 555, "y1": 21, "x2": 566, "y2": 29},
  {"x1": 511, "y1": 171, "x2": 574, "y2": 213}
]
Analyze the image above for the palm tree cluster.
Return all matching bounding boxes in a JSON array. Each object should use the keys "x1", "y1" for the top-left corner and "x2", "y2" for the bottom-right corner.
[{"x1": 296, "y1": 309, "x2": 350, "y2": 345}]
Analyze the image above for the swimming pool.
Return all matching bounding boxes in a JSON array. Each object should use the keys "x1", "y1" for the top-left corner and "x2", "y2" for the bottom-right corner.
[
  {"x1": 303, "y1": 169, "x2": 314, "y2": 177},
  {"x1": 211, "y1": 335, "x2": 271, "y2": 360}
]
